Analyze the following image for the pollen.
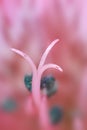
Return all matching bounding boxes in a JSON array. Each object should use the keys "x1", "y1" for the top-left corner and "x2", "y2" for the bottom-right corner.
[
  {"x1": 49, "y1": 106, "x2": 63, "y2": 124},
  {"x1": 41, "y1": 75, "x2": 58, "y2": 97},
  {"x1": 24, "y1": 74, "x2": 32, "y2": 92}
]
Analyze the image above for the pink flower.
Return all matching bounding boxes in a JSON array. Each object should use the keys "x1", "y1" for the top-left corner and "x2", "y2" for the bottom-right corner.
[{"x1": 11, "y1": 39, "x2": 63, "y2": 130}]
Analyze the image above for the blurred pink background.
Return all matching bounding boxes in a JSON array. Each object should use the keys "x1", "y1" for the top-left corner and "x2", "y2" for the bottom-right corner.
[{"x1": 0, "y1": 0, "x2": 87, "y2": 130}]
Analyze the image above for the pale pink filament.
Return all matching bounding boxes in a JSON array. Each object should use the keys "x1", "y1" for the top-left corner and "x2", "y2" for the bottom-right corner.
[
  {"x1": 38, "y1": 39, "x2": 59, "y2": 69},
  {"x1": 39, "y1": 63, "x2": 63, "y2": 76},
  {"x1": 11, "y1": 48, "x2": 36, "y2": 74}
]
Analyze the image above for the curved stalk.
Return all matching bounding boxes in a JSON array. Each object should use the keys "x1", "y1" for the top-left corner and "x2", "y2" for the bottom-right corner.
[
  {"x1": 38, "y1": 39, "x2": 59, "y2": 69},
  {"x1": 39, "y1": 96, "x2": 52, "y2": 130},
  {"x1": 39, "y1": 63, "x2": 63, "y2": 76},
  {"x1": 11, "y1": 48, "x2": 37, "y2": 74},
  {"x1": 32, "y1": 72, "x2": 41, "y2": 108}
]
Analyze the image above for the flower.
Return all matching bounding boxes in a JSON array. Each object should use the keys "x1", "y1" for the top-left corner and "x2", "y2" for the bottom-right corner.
[{"x1": 11, "y1": 39, "x2": 63, "y2": 129}]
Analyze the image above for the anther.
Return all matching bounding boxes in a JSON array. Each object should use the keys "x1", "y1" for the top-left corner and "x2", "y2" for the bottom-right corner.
[
  {"x1": 24, "y1": 74, "x2": 32, "y2": 92},
  {"x1": 40, "y1": 75, "x2": 58, "y2": 97},
  {"x1": 49, "y1": 106, "x2": 63, "y2": 124},
  {"x1": 1, "y1": 99, "x2": 17, "y2": 112}
]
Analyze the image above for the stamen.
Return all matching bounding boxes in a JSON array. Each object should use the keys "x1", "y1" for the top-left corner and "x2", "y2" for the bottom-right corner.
[
  {"x1": 49, "y1": 106, "x2": 63, "y2": 124},
  {"x1": 24, "y1": 74, "x2": 32, "y2": 92},
  {"x1": 1, "y1": 99, "x2": 17, "y2": 112},
  {"x1": 41, "y1": 75, "x2": 58, "y2": 97}
]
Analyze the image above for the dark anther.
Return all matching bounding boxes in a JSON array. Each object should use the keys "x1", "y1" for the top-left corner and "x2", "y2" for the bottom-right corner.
[
  {"x1": 40, "y1": 75, "x2": 58, "y2": 97},
  {"x1": 24, "y1": 74, "x2": 32, "y2": 92},
  {"x1": 49, "y1": 106, "x2": 63, "y2": 124},
  {"x1": 41, "y1": 75, "x2": 55, "y2": 89},
  {"x1": 1, "y1": 99, "x2": 17, "y2": 112}
]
